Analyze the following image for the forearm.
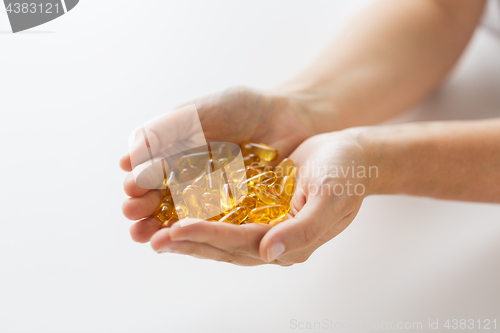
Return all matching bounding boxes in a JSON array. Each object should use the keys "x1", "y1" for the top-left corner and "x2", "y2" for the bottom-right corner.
[
  {"x1": 363, "y1": 118, "x2": 500, "y2": 203},
  {"x1": 276, "y1": 0, "x2": 485, "y2": 134}
]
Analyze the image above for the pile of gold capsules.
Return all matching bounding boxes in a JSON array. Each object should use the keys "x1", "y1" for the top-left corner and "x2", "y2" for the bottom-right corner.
[{"x1": 153, "y1": 142, "x2": 296, "y2": 228}]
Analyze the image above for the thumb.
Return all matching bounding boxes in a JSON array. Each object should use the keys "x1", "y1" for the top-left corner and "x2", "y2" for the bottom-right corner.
[{"x1": 259, "y1": 195, "x2": 335, "y2": 263}]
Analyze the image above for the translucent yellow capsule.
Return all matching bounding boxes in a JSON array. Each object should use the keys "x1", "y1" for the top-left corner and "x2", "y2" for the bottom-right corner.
[
  {"x1": 160, "y1": 216, "x2": 179, "y2": 229},
  {"x1": 220, "y1": 182, "x2": 236, "y2": 212},
  {"x1": 219, "y1": 206, "x2": 249, "y2": 225},
  {"x1": 175, "y1": 203, "x2": 189, "y2": 219},
  {"x1": 202, "y1": 203, "x2": 224, "y2": 220},
  {"x1": 279, "y1": 174, "x2": 296, "y2": 203},
  {"x1": 242, "y1": 142, "x2": 279, "y2": 162},
  {"x1": 182, "y1": 185, "x2": 203, "y2": 218},
  {"x1": 268, "y1": 214, "x2": 290, "y2": 227},
  {"x1": 248, "y1": 205, "x2": 287, "y2": 224},
  {"x1": 179, "y1": 152, "x2": 211, "y2": 169},
  {"x1": 274, "y1": 158, "x2": 294, "y2": 181},
  {"x1": 156, "y1": 197, "x2": 175, "y2": 222},
  {"x1": 238, "y1": 171, "x2": 277, "y2": 189},
  {"x1": 229, "y1": 168, "x2": 246, "y2": 183},
  {"x1": 193, "y1": 171, "x2": 207, "y2": 188},
  {"x1": 243, "y1": 154, "x2": 260, "y2": 167},
  {"x1": 245, "y1": 166, "x2": 262, "y2": 178},
  {"x1": 206, "y1": 159, "x2": 221, "y2": 194},
  {"x1": 237, "y1": 196, "x2": 258, "y2": 211},
  {"x1": 254, "y1": 184, "x2": 289, "y2": 208},
  {"x1": 201, "y1": 192, "x2": 220, "y2": 207}
]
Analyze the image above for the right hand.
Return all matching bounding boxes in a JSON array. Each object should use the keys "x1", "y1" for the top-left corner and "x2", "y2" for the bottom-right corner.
[{"x1": 120, "y1": 86, "x2": 315, "y2": 243}]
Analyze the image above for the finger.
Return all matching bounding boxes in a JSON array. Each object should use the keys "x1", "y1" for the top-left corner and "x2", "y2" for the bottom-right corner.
[
  {"x1": 129, "y1": 217, "x2": 161, "y2": 243},
  {"x1": 122, "y1": 190, "x2": 162, "y2": 221},
  {"x1": 259, "y1": 195, "x2": 337, "y2": 262},
  {"x1": 150, "y1": 229, "x2": 266, "y2": 266},
  {"x1": 168, "y1": 220, "x2": 271, "y2": 258},
  {"x1": 124, "y1": 172, "x2": 150, "y2": 197},
  {"x1": 120, "y1": 154, "x2": 132, "y2": 172},
  {"x1": 128, "y1": 105, "x2": 206, "y2": 169}
]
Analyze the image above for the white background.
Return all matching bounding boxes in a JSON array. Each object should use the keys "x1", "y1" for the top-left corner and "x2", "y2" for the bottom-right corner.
[{"x1": 1, "y1": 1, "x2": 499, "y2": 332}]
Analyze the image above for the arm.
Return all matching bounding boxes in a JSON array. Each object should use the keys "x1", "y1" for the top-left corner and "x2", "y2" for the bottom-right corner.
[
  {"x1": 364, "y1": 118, "x2": 500, "y2": 203},
  {"x1": 278, "y1": 0, "x2": 486, "y2": 133}
]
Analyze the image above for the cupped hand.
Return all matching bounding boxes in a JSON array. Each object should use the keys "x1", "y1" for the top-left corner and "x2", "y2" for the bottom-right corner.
[
  {"x1": 146, "y1": 129, "x2": 374, "y2": 266},
  {"x1": 121, "y1": 86, "x2": 314, "y2": 244}
]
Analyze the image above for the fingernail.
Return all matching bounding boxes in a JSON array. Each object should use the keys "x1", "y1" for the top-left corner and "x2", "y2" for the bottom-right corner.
[
  {"x1": 157, "y1": 246, "x2": 172, "y2": 254},
  {"x1": 267, "y1": 242, "x2": 285, "y2": 262}
]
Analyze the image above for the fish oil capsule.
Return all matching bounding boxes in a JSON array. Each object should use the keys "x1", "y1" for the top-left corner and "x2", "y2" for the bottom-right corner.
[
  {"x1": 220, "y1": 182, "x2": 236, "y2": 212},
  {"x1": 242, "y1": 142, "x2": 279, "y2": 162},
  {"x1": 238, "y1": 171, "x2": 277, "y2": 189},
  {"x1": 248, "y1": 205, "x2": 287, "y2": 224},
  {"x1": 219, "y1": 206, "x2": 249, "y2": 225},
  {"x1": 156, "y1": 197, "x2": 175, "y2": 222},
  {"x1": 268, "y1": 214, "x2": 290, "y2": 226},
  {"x1": 229, "y1": 168, "x2": 246, "y2": 183},
  {"x1": 253, "y1": 184, "x2": 290, "y2": 208},
  {"x1": 274, "y1": 158, "x2": 294, "y2": 181},
  {"x1": 193, "y1": 171, "x2": 207, "y2": 188},
  {"x1": 202, "y1": 203, "x2": 224, "y2": 220},
  {"x1": 237, "y1": 196, "x2": 258, "y2": 211},
  {"x1": 201, "y1": 192, "x2": 220, "y2": 207},
  {"x1": 217, "y1": 158, "x2": 230, "y2": 169},
  {"x1": 160, "y1": 216, "x2": 179, "y2": 229},
  {"x1": 206, "y1": 159, "x2": 221, "y2": 194},
  {"x1": 175, "y1": 203, "x2": 189, "y2": 220},
  {"x1": 179, "y1": 167, "x2": 204, "y2": 183},
  {"x1": 179, "y1": 152, "x2": 211, "y2": 169},
  {"x1": 245, "y1": 166, "x2": 262, "y2": 178},
  {"x1": 182, "y1": 185, "x2": 203, "y2": 218},
  {"x1": 243, "y1": 154, "x2": 260, "y2": 167},
  {"x1": 279, "y1": 174, "x2": 296, "y2": 203}
]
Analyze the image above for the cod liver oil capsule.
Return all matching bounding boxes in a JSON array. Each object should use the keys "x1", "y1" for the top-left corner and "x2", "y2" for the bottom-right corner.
[
  {"x1": 205, "y1": 159, "x2": 221, "y2": 194},
  {"x1": 182, "y1": 185, "x2": 203, "y2": 218},
  {"x1": 279, "y1": 174, "x2": 295, "y2": 203},
  {"x1": 220, "y1": 182, "x2": 236, "y2": 212},
  {"x1": 152, "y1": 142, "x2": 296, "y2": 227},
  {"x1": 243, "y1": 154, "x2": 260, "y2": 167},
  {"x1": 201, "y1": 192, "x2": 220, "y2": 207},
  {"x1": 237, "y1": 196, "x2": 258, "y2": 211},
  {"x1": 160, "y1": 216, "x2": 179, "y2": 229},
  {"x1": 238, "y1": 171, "x2": 277, "y2": 189},
  {"x1": 202, "y1": 203, "x2": 224, "y2": 220},
  {"x1": 248, "y1": 205, "x2": 287, "y2": 224},
  {"x1": 179, "y1": 152, "x2": 211, "y2": 169},
  {"x1": 274, "y1": 158, "x2": 294, "y2": 181},
  {"x1": 175, "y1": 203, "x2": 189, "y2": 220},
  {"x1": 242, "y1": 142, "x2": 279, "y2": 162},
  {"x1": 156, "y1": 197, "x2": 175, "y2": 222},
  {"x1": 219, "y1": 206, "x2": 249, "y2": 225},
  {"x1": 253, "y1": 184, "x2": 290, "y2": 208}
]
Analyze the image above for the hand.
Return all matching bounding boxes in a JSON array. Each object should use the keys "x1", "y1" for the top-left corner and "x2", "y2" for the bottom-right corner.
[
  {"x1": 148, "y1": 129, "x2": 374, "y2": 266},
  {"x1": 120, "y1": 87, "x2": 315, "y2": 243}
]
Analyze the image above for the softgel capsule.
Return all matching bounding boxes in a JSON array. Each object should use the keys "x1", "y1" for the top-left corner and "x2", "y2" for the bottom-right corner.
[{"x1": 154, "y1": 142, "x2": 296, "y2": 228}]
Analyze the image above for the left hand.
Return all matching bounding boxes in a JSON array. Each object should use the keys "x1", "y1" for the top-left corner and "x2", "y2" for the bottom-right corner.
[{"x1": 149, "y1": 129, "x2": 375, "y2": 266}]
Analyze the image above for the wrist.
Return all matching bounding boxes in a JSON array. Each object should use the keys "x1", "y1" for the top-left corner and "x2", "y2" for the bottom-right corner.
[
  {"x1": 271, "y1": 85, "x2": 342, "y2": 136},
  {"x1": 349, "y1": 126, "x2": 404, "y2": 196}
]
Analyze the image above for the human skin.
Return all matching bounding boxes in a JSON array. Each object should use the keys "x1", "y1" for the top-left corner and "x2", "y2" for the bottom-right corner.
[
  {"x1": 120, "y1": 0, "x2": 491, "y2": 265},
  {"x1": 146, "y1": 119, "x2": 500, "y2": 266}
]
